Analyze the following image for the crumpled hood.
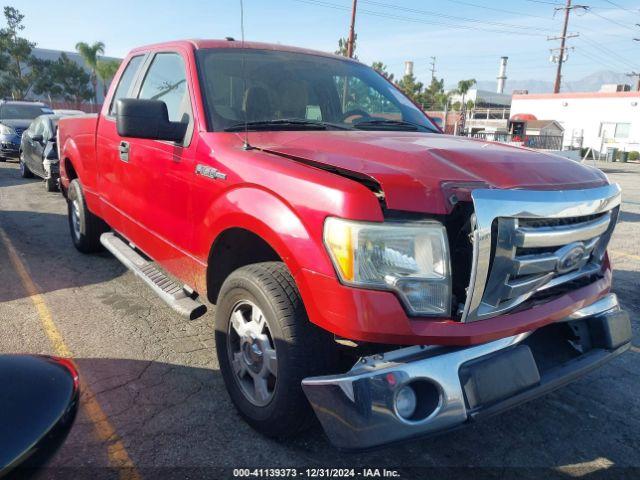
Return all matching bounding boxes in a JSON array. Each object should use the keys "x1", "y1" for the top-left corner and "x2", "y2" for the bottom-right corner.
[{"x1": 246, "y1": 130, "x2": 609, "y2": 214}]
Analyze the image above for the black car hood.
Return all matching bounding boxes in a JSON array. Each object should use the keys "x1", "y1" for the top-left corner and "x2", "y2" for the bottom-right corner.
[{"x1": 0, "y1": 119, "x2": 33, "y2": 129}]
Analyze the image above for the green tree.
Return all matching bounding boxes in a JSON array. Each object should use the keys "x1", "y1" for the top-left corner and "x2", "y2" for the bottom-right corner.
[
  {"x1": 335, "y1": 34, "x2": 357, "y2": 59},
  {"x1": 396, "y1": 73, "x2": 423, "y2": 105},
  {"x1": 96, "y1": 59, "x2": 121, "y2": 97},
  {"x1": 75, "y1": 41, "x2": 105, "y2": 103},
  {"x1": 371, "y1": 61, "x2": 394, "y2": 82},
  {"x1": 453, "y1": 78, "x2": 476, "y2": 111},
  {"x1": 0, "y1": 7, "x2": 36, "y2": 99},
  {"x1": 32, "y1": 53, "x2": 92, "y2": 105},
  {"x1": 421, "y1": 77, "x2": 447, "y2": 110}
]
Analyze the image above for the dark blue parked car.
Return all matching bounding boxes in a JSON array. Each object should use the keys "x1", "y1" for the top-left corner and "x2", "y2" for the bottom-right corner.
[{"x1": 0, "y1": 101, "x2": 53, "y2": 162}]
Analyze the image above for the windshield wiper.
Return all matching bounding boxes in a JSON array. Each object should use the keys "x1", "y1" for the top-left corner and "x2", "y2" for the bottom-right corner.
[
  {"x1": 353, "y1": 119, "x2": 437, "y2": 133},
  {"x1": 224, "y1": 119, "x2": 351, "y2": 132}
]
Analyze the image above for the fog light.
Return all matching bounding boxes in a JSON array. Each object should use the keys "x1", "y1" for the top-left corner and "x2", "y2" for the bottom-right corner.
[{"x1": 395, "y1": 385, "x2": 417, "y2": 419}]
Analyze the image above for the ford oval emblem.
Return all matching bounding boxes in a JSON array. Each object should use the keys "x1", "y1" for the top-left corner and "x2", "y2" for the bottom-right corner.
[{"x1": 557, "y1": 244, "x2": 586, "y2": 274}]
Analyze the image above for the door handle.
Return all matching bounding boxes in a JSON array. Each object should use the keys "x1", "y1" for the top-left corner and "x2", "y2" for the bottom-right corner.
[{"x1": 119, "y1": 141, "x2": 130, "y2": 162}]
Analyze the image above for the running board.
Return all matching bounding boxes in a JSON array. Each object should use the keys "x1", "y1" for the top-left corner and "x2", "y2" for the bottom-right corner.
[{"x1": 100, "y1": 232, "x2": 207, "y2": 320}]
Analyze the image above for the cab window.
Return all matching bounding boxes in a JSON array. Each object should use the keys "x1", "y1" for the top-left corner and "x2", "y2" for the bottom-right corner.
[
  {"x1": 109, "y1": 55, "x2": 144, "y2": 116},
  {"x1": 138, "y1": 53, "x2": 191, "y2": 124}
]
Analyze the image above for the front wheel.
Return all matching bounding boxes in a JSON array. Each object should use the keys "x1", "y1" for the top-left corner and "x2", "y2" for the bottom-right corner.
[
  {"x1": 67, "y1": 179, "x2": 108, "y2": 253},
  {"x1": 19, "y1": 154, "x2": 33, "y2": 178},
  {"x1": 215, "y1": 262, "x2": 337, "y2": 438}
]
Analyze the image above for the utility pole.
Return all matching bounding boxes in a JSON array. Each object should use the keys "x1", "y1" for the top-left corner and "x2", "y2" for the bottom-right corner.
[
  {"x1": 347, "y1": 0, "x2": 358, "y2": 58},
  {"x1": 548, "y1": 0, "x2": 585, "y2": 93},
  {"x1": 627, "y1": 72, "x2": 640, "y2": 91},
  {"x1": 429, "y1": 56, "x2": 437, "y2": 81}
]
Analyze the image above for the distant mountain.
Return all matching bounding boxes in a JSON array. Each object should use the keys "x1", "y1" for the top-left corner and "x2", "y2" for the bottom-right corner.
[{"x1": 470, "y1": 70, "x2": 629, "y2": 94}]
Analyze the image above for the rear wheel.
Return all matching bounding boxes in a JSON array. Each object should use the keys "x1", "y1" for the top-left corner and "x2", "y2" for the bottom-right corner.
[
  {"x1": 19, "y1": 154, "x2": 33, "y2": 178},
  {"x1": 215, "y1": 262, "x2": 337, "y2": 438},
  {"x1": 67, "y1": 179, "x2": 108, "y2": 253}
]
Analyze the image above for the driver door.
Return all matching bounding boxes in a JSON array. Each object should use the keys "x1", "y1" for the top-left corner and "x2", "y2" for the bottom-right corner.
[{"x1": 118, "y1": 50, "x2": 197, "y2": 281}]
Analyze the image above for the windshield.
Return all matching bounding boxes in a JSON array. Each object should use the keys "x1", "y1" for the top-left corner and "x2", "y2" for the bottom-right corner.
[
  {"x1": 0, "y1": 104, "x2": 52, "y2": 120},
  {"x1": 196, "y1": 49, "x2": 439, "y2": 133}
]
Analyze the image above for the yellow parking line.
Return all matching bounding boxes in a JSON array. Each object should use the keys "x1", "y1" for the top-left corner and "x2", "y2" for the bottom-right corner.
[{"x1": 0, "y1": 226, "x2": 141, "y2": 480}]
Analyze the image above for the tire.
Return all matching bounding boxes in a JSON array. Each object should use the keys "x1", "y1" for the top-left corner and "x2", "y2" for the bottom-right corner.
[
  {"x1": 44, "y1": 176, "x2": 58, "y2": 192},
  {"x1": 215, "y1": 262, "x2": 337, "y2": 438},
  {"x1": 19, "y1": 154, "x2": 33, "y2": 178},
  {"x1": 67, "y1": 179, "x2": 108, "y2": 253}
]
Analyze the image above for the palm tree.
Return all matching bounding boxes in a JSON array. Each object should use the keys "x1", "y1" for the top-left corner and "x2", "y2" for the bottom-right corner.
[
  {"x1": 96, "y1": 59, "x2": 121, "y2": 97},
  {"x1": 454, "y1": 79, "x2": 476, "y2": 109},
  {"x1": 452, "y1": 78, "x2": 476, "y2": 135},
  {"x1": 75, "y1": 41, "x2": 105, "y2": 105}
]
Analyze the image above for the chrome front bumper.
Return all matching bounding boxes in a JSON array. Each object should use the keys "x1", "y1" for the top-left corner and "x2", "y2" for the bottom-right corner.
[{"x1": 302, "y1": 294, "x2": 631, "y2": 450}]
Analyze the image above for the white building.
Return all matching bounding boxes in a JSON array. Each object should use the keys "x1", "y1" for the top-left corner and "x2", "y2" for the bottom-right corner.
[{"x1": 510, "y1": 90, "x2": 640, "y2": 154}]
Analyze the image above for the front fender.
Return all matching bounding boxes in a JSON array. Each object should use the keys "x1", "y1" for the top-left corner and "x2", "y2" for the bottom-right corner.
[{"x1": 194, "y1": 186, "x2": 334, "y2": 279}]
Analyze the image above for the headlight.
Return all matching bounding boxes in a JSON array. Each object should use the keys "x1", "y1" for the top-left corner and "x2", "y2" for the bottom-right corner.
[
  {"x1": 0, "y1": 124, "x2": 16, "y2": 135},
  {"x1": 323, "y1": 217, "x2": 451, "y2": 316}
]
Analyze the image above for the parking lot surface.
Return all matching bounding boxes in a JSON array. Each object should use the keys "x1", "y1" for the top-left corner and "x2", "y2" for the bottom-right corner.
[{"x1": 0, "y1": 160, "x2": 639, "y2": 479}]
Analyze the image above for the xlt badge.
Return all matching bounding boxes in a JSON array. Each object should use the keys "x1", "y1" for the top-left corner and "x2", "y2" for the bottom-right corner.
[{"x1": 195, "y1": 164, "x2": 227, "y2": 180}]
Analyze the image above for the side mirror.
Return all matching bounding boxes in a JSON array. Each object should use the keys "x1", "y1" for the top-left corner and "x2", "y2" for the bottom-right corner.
[
  {"x1": 0, "y1": 355, "x2": 79, "y2": 476},
  {"x1": 116, "y1": 99, "x2": 187, "y2": 143},
  {"x1": 31, "y1": 134, "x2": 44, "y2": 143}
]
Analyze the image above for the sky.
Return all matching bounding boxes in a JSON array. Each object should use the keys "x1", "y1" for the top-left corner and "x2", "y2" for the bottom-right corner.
[{"x1": 9, "y1": 0, "x2": 640, "y2": 88}]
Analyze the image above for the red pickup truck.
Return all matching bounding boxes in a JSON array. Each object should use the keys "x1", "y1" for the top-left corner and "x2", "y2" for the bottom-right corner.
[{"x1": 58, "y1": 39, "x2": 631, "y2": 450}]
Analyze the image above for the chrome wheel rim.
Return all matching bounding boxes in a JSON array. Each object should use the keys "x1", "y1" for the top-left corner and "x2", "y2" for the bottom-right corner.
[
  {"x1": 227, "y1": 300, "x2": 278, "y2": 407},
  {"x1": 71, "y1": 199, "x2": 81, "y2": 240}
]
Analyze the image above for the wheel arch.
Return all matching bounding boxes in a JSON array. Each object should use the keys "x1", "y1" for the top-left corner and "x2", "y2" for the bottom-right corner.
[{"x1": 200, "y1": 186, "x2": 333, "y2": 303}]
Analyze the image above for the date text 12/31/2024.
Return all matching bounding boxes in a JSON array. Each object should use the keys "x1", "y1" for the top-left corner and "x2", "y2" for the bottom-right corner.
[{"x1": 233, "y1": 468, "x2": 401, "y2": 478}]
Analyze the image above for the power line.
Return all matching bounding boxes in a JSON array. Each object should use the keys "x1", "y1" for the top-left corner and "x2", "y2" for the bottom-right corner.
[
  {"x1": 578, "y1": 35, "x2": 638, "y2": 69},
  {"x1": 585, "y1": 7, "x2": 639, "y2": 30},
  {"x1": 440, "y1": 0, "x2": 556, "y2": 20},
  {"x1": 358, "y1": 0, "x2": 556, "y2": 32},
  {"x1": 524, "y1": 0, "x2": 564, "y2": 5},
  {"x1": 292, "y1": 0, "x2": 549, "y2": 37},
  {"x1": 600, "y1": 0, "x2": 640, "y2": 17},
  {"x1": 572, "y1": 48, "x2": 632, "y2": 72}
]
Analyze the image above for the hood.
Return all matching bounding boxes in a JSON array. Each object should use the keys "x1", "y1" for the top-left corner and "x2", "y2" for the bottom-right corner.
[
  {"x1": 245, "y1": 131, "x2": 608, "y2": 214},
  {"x1": 0, "y1": 119, "x2": 33, "y2": 129}
]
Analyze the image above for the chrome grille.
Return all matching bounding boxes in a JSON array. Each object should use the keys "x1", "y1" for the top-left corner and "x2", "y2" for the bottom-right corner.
[{"x1": 462, "y1": 184, "x2": 621, "y2": 322}]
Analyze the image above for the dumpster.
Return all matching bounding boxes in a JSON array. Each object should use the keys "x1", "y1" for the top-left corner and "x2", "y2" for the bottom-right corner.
[
  {"x1": 620, "y1": 151, "x2": 629, "y2": 163},
  {"x1": 606, "y1": 147, "x2": 619, "y2": 162}
]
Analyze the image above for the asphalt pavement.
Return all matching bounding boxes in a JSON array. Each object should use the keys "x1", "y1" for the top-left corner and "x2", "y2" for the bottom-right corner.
[{"x1": 0, "y1": 159, "x2": 639, "y2": 480}]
